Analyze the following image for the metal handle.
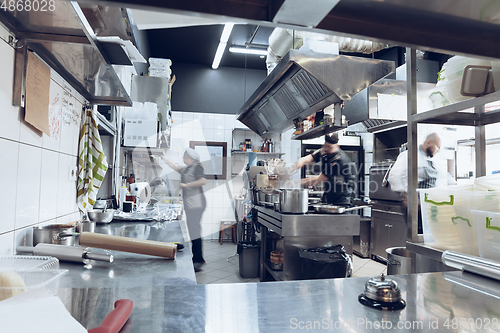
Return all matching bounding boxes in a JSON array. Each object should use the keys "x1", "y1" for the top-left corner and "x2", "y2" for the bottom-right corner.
[
  {"x1": 377, "y1": 256, "x2": 400, "y2": 266},
  {"x1": 55, "y1": 232, "x2": 74, "y2": 241},
  {"x1": 442, "y1": 250, "x2": 500, "y2": 282},
  {"x1": 85, "y1": 252, "x2": 114, "y2": 263},
  {"x1": 385, "y1": 224, "x2": 393, "y2": 228},
  {"x1": 342, "y1": 205, "x2": 369, "y2": 212},
  {"x1": 372, "y1": 208, "x2": 404, "y2": 216}
]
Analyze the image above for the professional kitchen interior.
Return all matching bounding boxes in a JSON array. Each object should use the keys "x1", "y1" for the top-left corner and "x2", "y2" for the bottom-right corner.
[{"x1": 2, "y1": 1, "x2": 500, "y2": 332}]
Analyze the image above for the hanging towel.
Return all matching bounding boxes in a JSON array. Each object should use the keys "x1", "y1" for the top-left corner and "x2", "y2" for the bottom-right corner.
[{"x1": 77, "y1": 105, "x2": 108, "y2": 211}]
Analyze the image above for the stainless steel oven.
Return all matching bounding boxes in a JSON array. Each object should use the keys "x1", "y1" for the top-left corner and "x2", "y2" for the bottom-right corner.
[{"x1": 369, "y1": 162, "x2": 407, "y2": 261}]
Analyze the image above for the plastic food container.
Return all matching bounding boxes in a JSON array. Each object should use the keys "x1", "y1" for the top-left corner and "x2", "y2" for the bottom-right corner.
[
  {"x1": 0, "y1": 256, "x2": 59, "y2": 270},
  {"x1": 0, "y1": 268, "x2": 68, "y2": 297},
  {"x1": 475, "y1": 174, "x2": 500, "y2": 191},
  {"x1": 472, "y1": 208, "x2": 500, "y2": 261},
  {"x1": 418, "y1": 185, "x2": 500, "y2": 255}
]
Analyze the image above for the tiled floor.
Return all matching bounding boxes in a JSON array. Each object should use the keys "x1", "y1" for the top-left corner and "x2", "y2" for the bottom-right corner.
[{"x1": 195, "y1": 240, "x2": 387, "y2": 284}]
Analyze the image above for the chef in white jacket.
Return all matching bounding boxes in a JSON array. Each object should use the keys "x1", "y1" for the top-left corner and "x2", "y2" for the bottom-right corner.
[
  {"x1": 388, "y1": 133, "x2": 452, "y2": 233},
  {"x1": 388, "y1": 133, "x2": 441, "y2": 200}
]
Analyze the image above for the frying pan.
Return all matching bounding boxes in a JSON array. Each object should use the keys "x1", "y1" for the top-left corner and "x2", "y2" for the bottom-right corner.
[{"x1": 313, "y1": 204, "x2": 369, "y2": 214}]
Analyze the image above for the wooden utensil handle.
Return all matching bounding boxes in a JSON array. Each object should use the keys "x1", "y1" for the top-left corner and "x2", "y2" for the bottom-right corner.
[{"x1": 79, "y1": 232, "x2": 176, "y2": 259}]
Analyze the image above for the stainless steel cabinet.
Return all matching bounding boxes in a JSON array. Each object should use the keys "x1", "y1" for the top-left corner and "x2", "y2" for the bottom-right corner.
[{"x1": 370, "y1": 208, "x2": 406, "y2": 261}]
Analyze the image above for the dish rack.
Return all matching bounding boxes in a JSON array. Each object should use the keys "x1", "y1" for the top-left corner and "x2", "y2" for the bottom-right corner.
[{"x1": 0, "y1": 256, "x2": 67, "y2": 297}]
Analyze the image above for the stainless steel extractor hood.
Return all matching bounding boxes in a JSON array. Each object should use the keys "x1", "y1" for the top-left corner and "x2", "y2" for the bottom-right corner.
[
  {"x1": 343, "y1": 79, "x2": 437, "y2": 133},
  {"x1": 237, "y1": 49, "x2": 395, "y2": 139}
]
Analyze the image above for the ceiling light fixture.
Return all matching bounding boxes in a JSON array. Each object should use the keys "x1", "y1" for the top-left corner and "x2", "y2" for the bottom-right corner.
[
  {"x1": 212, "y1": 23, "x2": 234, "y2": 69},
  {"x1": 229, "y1": 46, "x2": 268, "y2": 56}
]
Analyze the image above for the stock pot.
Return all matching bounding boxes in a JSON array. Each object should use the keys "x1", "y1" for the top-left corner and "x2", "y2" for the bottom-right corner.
[
  {"x1": 279, "y1": 189, "x2": 308, "y2": 213},
  {"x1": 33, "y1": 224, "x2": 75, "y2": 246}
]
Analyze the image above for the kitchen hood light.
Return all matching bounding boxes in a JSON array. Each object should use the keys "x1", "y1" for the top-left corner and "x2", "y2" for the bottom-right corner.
[
  {"x1": 212, "y1": 23, "x2": 234, "y2": 70},
  {"x1": 212, "y1": 42, "x2": 227, "y2": 69},
  {"x1": 220, "y1": 23, "x2": 234, "y2": 43},
  {"x1": 229, "y1": 46, "x2": 268, "y2": 56}
]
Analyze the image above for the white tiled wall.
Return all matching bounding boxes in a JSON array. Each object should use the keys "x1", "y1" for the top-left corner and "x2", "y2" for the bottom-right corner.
[{"x1": 0, "y1": 30, "x2": 83, "y2": 254}]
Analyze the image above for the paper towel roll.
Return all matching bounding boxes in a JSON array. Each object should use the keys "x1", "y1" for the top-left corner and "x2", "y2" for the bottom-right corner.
[
  {"x1": 129, "y1": 182, "x2": 151, "y2": 204},
  {"x1": 79, "y1": 232, "x2": 176, "y2": 259}
]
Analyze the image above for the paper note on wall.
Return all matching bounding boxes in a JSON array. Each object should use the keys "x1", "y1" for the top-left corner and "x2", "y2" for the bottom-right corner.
[
  {"x1": 62, "y1": 90, "x2": 79, "y2": 126},
  {"x1": 25, "y1": 52, "x2": 50, "y2": 135}
]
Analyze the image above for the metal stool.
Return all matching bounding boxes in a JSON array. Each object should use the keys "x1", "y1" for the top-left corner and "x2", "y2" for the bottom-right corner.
[{"x1": 219, "y1": 219, "x2": 236, "y2": 245}]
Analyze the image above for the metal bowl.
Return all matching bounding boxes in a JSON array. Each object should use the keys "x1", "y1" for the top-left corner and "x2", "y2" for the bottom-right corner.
[{"x1": 87, "y1": 210, "x2": 115, "y2": 224}]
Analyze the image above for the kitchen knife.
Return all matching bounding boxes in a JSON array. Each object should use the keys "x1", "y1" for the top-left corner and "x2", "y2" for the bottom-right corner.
[{"x1": 88, "y1": 299, "x2": 133, "y2": 333}]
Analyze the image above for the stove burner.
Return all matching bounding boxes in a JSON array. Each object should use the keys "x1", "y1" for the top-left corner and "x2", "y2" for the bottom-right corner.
[{"x1": 358, "y1": 294, "x2": 406, "y2": 311}]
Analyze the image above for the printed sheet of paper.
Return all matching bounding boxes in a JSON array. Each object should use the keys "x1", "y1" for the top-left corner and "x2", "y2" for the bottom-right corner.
[{"x1": 25, "y1": 51, "x2": 51, "y2": 135}]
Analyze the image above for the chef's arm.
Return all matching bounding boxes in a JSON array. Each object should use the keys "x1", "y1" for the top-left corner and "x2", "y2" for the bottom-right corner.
[
  {"x1": 300, "y1": 173, "x2": 328, "y2": 187},
  {"x1": 292, "y1": 155, "x2": 315, "y2": 171},
  {"x1": 387, "y1": 152, "x2": 407, "y2": 194},
  {"x1": 181, "y1": 177, "x2": 207, "y2": 188},
  {"x1": 161, "y1": 156, "x2": 180, "y2": 173}
]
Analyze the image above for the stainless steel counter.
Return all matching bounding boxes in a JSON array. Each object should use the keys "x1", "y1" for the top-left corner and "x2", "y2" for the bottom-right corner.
[
  {"x1": 255, "y1": 205, "x2": 360, "y2": 281},
  {"x1": 60, "y1": 271, "x2": 500, "y2": 332},
  {"x1": 58, "y1": 220, "x2": 196, "y2": 288}
]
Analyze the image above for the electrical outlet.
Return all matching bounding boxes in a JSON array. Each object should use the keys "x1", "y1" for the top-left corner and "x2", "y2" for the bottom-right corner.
[{"x1": 69, "y1": 166, "x2": 78, "y2": 181}]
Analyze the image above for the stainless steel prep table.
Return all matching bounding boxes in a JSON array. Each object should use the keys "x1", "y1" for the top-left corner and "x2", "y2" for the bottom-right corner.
[
  {"x1": 60, "y1": 271, "x2": 500, "y2": 332},
  {"x1": 58, "y1": 220, "x2": 196, "y2": 288},
  {"x1": 255, "y1": 205, "x2": 360, "y2": 281}
]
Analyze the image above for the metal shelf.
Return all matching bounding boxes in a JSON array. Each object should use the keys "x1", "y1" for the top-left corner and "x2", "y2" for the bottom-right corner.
[
  {"x1": 366, "y1": 121, "x2": 407, "y2": 133},
  {"x1": 264, "y1": 261, "x2": 284, "y2": 281},
  {"x1": 291, "y1": 123, "x2": 346, "y2": 140},
  {"x1": 96, "y1": 112, "x2": 116, "y2": 136},
  {"x1": 411, "y1": 90, "x2": 500, "y2": 125},
  {"x1": 0, "y1": 2, "x2": 134, "y2": 106}
]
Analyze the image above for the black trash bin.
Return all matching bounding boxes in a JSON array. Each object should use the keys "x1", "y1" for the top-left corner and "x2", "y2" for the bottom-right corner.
[
  {"x1": 298, "y1": 245, "x2": 351, "y2": 280},
  {"x1": 238, "y1": 241, "x2": 260, "y2": 278}
]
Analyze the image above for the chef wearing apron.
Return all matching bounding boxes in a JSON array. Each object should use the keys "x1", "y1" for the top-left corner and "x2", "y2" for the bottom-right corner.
[
  {"x1": 388, "y1": 133, "x2": 441, "y2": 233},
  {"x1": 292, "y1": 132, "x2": 356, "y2": 206},
  {"x1": 162, "y1": 148, "x2": 207, "y2": 271}
]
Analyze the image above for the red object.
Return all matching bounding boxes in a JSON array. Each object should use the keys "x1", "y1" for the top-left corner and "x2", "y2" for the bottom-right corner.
[{"x1": 88, "y1": 299, "x2": 133, "y2": 333}]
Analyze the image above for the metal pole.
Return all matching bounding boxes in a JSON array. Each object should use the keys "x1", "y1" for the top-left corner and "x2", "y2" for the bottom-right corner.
[
  {"x1": 406, "y1": 48, "x2": 418, "y2": 242},
  {"x1": 475, "y1": 105, "x2": 486, "y2": 177}
]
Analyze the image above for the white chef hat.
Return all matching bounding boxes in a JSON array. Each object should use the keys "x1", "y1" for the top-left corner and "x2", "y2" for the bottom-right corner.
[{"x1": 184, "y1": 148, "x2": 200, "y2": 161}]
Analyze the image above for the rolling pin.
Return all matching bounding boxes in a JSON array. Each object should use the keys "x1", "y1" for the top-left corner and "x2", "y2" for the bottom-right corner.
[
  {"x1": 17, "y1": 243, "x2": 114, "y2": 264},
  {"x1": 79, "y1": 232, "x2": 176, "y2": 259}
]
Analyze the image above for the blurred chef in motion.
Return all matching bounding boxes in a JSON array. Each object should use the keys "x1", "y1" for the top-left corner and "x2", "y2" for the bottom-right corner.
[
  {"x1": 292, "y1": 132, "x2": 356, "y2": 206},
  {"x1": 161, "y1": 148, "x2": 207, "y2": 272},
  {"x1": 388, "y1": 133, "x2": 455, "y2": 232}
]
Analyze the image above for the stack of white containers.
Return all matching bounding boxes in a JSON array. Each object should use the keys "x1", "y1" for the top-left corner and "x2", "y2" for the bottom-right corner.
[
  {"x1": 148, "y1": 57, "x2": 172, "y2": 78},
  {"x1": 419, "y1": 175, "x2": 500, "y2": 261}
]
